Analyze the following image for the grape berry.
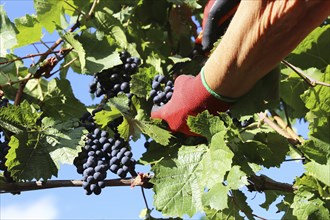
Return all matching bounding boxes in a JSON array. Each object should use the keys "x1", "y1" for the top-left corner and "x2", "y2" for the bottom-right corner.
[
  {"x1": 150, "y1": 75, "x2": 174, "y2": 106},
  {"x1": 89, "y1": 51, "x2": 140, "y2": 99}
]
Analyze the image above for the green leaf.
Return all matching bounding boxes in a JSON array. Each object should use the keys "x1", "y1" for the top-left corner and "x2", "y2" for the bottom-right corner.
[
  {"x1": 305, "y1": 160, "x2": 330, "y2": 186},
  {"x1": 288, "y1": 25, "x2": 330, "y2": 71},
  {"x1": 110, "y1": 26, "x2": 128, "y2": 49},
  {"x1": 64, "y1": 32, "x2": 123, "y2": 74},
  {"x1": 0, "y1": 6, "x2": 18, "y2": 55},
  {"x1": 301, "y1": 138, "x2": 329, "y2": 164},
  {"x1": 136, "y1": 121, "x2": 172, "y2": 145},
  {"x1": 280, "y1": 67, "x2": 309, "y2": 118},
  {"x1": 131, "y1": 66, "x2": 156, "y2": 98},
  {"x1": 276, "y1": 194, "x2": 296, "y2": 220},
  {"x1": 94, "y1": 108, "x2": 122, "y2": 128},
  {"x1": 34, "y1": 0, "x2": 65, "y2": 33},
  {"x1": 0, "y1": 100, "x2": 42, "y2": 134},
  {"x1": 24, "y1": 78, "x2": 49, "y2": 101},
  {"x1": 151, "y1": 145, "x2": 208, "y2": 217},
  {"x1": 6, "y1": 134, "x2": 58, "y2": 181},
  {"x1": 201, "y1": 131, "x2": 234, "y2": 189},
  {"x1": 291, "y1": 191, "x2": 330, "y2": 220},
  {"x1": 14, "y1": 14, "x2": 43, "y2": 48},
  {"x1": 41, "y1": 78, "x2": 87, "y2": 121},
  {"x1": 61, "y1": 32, "x2": 86, "y2": 73},
  {"x1": 187, "y1": 111, "x2": 225, "y2": 142},
  {"x1": 226, "y1": 166, "x2": 248, "y2": 190},
  {"x1": 260, "y1": 191, "x2": 282, "y2": 211},
  {"x1": 168, "y1": 55, "x2": 191, "y2": 64},
  {"x1": 108, "y1": 94, "x2": 130, "y2": 114},
  {"x1": 204, "y1": 206, "x2": 244, "y2": 220},
  {"x1": 202, "y1": 183, "x2": 228, "y2": 211},
  {"x1": 4, "y1": 106, "x2": 83, "y2": 181}
]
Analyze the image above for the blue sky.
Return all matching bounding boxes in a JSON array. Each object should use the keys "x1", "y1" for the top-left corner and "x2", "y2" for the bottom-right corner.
[{"x1": 0, "y1": 1, "x2": 307, "y2": 219}]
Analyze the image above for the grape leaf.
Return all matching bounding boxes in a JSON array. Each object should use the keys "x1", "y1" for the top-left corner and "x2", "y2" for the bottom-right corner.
[
  {"x1": 305, "y1": 160, "x2": 330, "y2": 186},
  {"x1": 204, "y1": 206, "x2": 244, "y2": 220},
  {"x1": 280, "y1": 67, "x2": 309, "y2": 118},
  {"x1": 135, "y1": 120, "x2": 172, "y2": 145},
  {"x1": 301, "y1": 138, "x2": 329, "y2": 164},
  {"x1": 43, "y1": 118, "x2": 84, "y2": 165},
  {"x1": 202, "y1": 183, "x2": 228, "y2": 211},
  {"x1": 231, "y1": 190, "x2": 254, "y2": 220},
  {"x1": 140, "y1": 140, "x2": 180, "y2": 165},
  {"x1": 94, "y1": 108, "x2": 122, "y2": 128},
  {"x1": 151, "y1": 144, "x2": 208, "y2": 217},
  {"x1": 108, "y1": 94, "x2": 130, "y2": 114},
  {"x1": 187, "y1": 111, "x2": 225, "y2": 142},
  {"x1": 61, "y1": 32, "x2": 86, "y2": 73},
  {"x1": 4, "y1": 102, "x2": 83, "y2": 181},
  {"x1": 254, "y1": 132, "x2": 290, "y2": 168},
  {"x1": 131, "y1": 66, "x2": 155, "y2": 98},
  {"x1": 24, "y1": 78, "x2": 49, "y2": 101},
  {"x1": 291, "y1": 191, "x2": 329, "y2": 220},
  {"x1": 41, "y1": 78, "x2": 87, "y2": 121},
  {"x1": 34, "y1": 0, "x2": 65, "y2": 33},
  {"x1": 201, "y1": 131, "x2": 234, "y2": 189},
  {"x1": 14, "y1": 14, "x2": 43, "y2": 48},
  {"x1": 168, "y1": 55, "x2": 191, "y2": 64},
  {"x1": 0, "y1": 6, "x2": 18, "y2": 55},
  {"x1": 6, "y1": 134, "x2": 58, "y2": 181},
  {"x1": 151, "y1": 131, "x2": 234, "y2": 217},
  {"x1": 288, "y1": 25, "x2": 330, "y2": 71},
  {"x1": 301, "y1": 66, "x2": 330, "y2": 115},
  {"x1": 276, "y1": 194, "x2": 297, "y2": 220},
  {"x1": 226, "y1": 166, "x2": 248, "y2": 190},
  {"x1": 259, "y1": 190, "x2": 282, "y2": 211}
]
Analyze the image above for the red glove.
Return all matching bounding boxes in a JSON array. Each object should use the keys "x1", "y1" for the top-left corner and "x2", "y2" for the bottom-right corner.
[{"x1": 151, "y1": 70, "x2": 236, "y2": 136}]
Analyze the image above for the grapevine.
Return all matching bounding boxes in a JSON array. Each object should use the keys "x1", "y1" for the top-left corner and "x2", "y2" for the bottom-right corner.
[{"x1": 0, "y1": 1, "x2": 329, "y2": 220}]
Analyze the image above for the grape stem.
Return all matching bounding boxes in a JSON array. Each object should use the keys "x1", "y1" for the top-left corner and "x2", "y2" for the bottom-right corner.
[
  {"x1": 281, "y1": 60, "x2": 330, "y2": 87},
  {"x1": 258, "y1": 112, "x2": 300, "y2": 145},
  {"x1": 270, "y1": 111, "x2": 304, "y2": 144}
]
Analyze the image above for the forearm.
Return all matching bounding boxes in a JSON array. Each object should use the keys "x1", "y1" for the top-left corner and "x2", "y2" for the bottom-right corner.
[{"x1": 204, "y1": 0, "x2": 330, "y2": 98}]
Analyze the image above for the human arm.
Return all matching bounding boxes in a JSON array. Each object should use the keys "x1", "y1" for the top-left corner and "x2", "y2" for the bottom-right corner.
[
  {"x1": 204, "y1": 0, "x2": 330, "y2": 98},
  {"x1": 151, "y1": 0, "x2": 330, "y2": 135}
]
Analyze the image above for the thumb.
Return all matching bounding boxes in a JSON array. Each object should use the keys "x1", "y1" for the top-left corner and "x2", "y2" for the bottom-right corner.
[{"x1": 150, "y1": 105, "x2": 162, "y2": 119}]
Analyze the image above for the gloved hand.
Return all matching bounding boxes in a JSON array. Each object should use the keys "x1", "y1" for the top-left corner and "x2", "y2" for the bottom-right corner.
[
  {"x1": 151, "y1": 69, "x2": 236, "y2": 136},
  {"x1": 198, "y1": 0, "x2": 240, "y2": 52}
]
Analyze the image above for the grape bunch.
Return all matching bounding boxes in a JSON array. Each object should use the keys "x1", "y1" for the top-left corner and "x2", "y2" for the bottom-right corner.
[
  {"x1": 0, "y1": 134, "x2": 14, "y2": 183},
  {"x1": 150, "y1": 75, "x2": 174, "y2": 106},
  {"x1": 89, "y1": 51, "x2": 140, "y2": 99},
  {"x1": 0, "y1": 97, "x2": 9, "y2": 108},
  {"x1": 0, "y1": 98, "x2": 11, "y2": 182},
  {"x1": 75, "y1": 114, "x2": 137, "y2": 195},
  {"x1": 79, "y1": 107, "x2": 102, "y2": 132}
]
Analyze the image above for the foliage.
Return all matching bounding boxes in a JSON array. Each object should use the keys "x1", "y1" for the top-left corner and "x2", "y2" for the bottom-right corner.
[{"x1": 0, "y1": 1, "x2": 329, "y2": 219}]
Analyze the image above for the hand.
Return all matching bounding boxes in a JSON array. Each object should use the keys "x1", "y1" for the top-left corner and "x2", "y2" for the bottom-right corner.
[
  {"x1": 199, "y1": 0, "x2": 240, "y2": 52},
  {"x1": 151, "y1": 72, "x2": 234, "y2": 136}
]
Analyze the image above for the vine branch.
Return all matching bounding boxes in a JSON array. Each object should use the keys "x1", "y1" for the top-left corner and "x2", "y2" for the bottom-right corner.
[
  {"x1": 281, "y1": 60, "x2": 330, "y2": 87},
  {"x1": 247, "y1": 174, "x2": 297, "y2": 193},
  {"x1": 258, "y1": 112, "x2": 300, "y2": 145},
  {"x1": 0, "y1": 175, "x2": 153, "y2": 194},
  {"x1": 0, "y1": 49, "x2": 71, "y2": 65},
  {"x1": 1, "y1": 173, "x2": 295, "y2": 194}
]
